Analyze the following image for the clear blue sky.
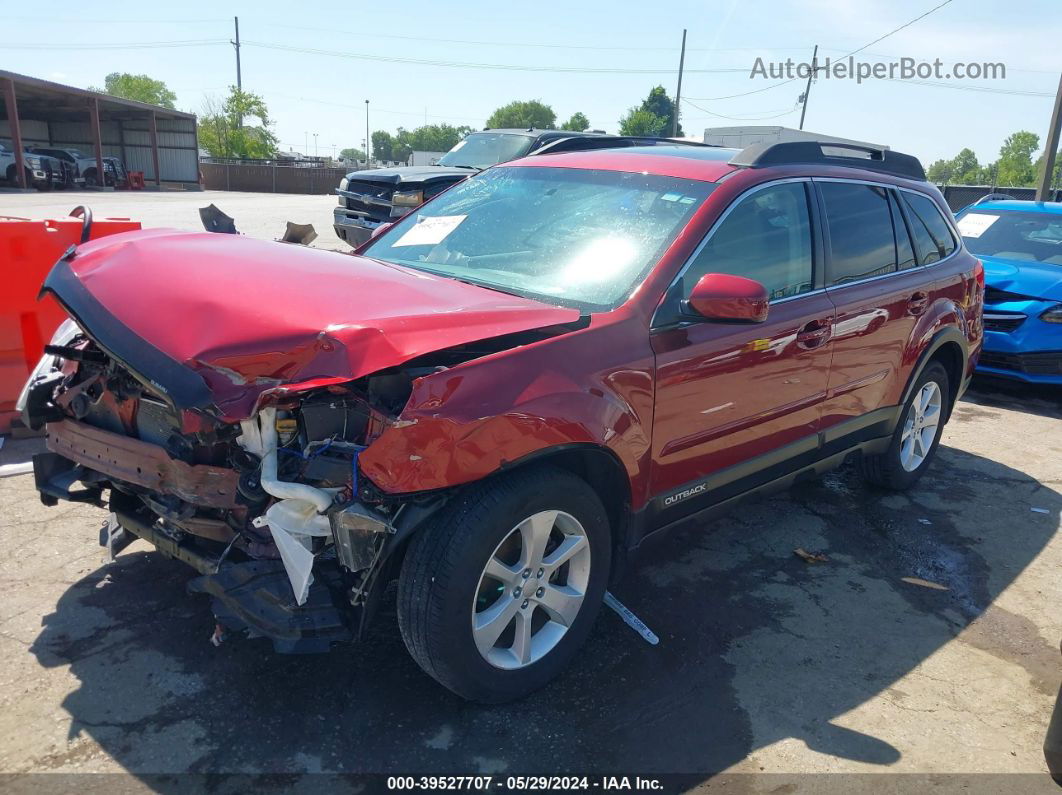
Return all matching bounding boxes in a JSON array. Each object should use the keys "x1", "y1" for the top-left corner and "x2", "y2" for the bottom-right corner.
[{"x1": 6, "y1": 0, "x2": 1061, "y2": 165}]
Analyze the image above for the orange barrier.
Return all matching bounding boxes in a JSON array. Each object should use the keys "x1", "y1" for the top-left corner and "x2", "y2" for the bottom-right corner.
[
  {"x1": 127, "y1": 171, "x2": 146, "y2": 190},
  {"x1": 0, "y1": 212, "x2": 141, "y2": 433}
]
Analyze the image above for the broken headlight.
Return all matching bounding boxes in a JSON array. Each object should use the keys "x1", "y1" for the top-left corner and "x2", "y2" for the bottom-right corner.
[{"x1": 15, "y1": 318, "x2": 80, "y2": 415}]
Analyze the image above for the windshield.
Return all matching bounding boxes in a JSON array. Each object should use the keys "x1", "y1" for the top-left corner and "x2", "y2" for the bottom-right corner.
[
  {"x1": 362, "y1": 166, "x2": 715, "y2": 311},
  {"x1": 437, "y1": 133, "x2": 534, "y2": 169},
  {"x1": 957, "y1": 209, "x2": 1062, "y2": 264}
]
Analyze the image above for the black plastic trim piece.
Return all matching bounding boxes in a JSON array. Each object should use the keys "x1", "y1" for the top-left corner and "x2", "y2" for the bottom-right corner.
[{"x1": 729, "y1": 141, "x2": 926, "y2": 182}]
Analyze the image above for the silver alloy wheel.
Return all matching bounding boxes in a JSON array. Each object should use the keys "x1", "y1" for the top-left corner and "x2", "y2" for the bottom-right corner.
[
  {"x1": 899, "y1": 381, "x2": 943, "y2": 472},
  {"x1": 471, "y1": 510, "x2": 591, "y2": 670}
]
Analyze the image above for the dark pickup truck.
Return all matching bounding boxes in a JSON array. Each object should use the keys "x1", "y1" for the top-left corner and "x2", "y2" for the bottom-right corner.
[{"x1": 334, "y1": 129, "x2": 639, "y2": 246}]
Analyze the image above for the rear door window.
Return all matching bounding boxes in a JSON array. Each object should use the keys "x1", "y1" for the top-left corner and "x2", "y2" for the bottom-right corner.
[
  {"x1": 901, "y1": 192, "x2": 957, "y2": 264},
  {"x1": 820, "y1": 182, "x2": 898, "y2": 285}
]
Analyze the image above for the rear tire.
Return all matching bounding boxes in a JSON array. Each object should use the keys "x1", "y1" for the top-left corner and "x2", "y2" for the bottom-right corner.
[
  {"x1": 859, "y1": 362, "x2": 949, "y2": 490},
  {"x1": 397, "y1": 466, "x2": 611, "y2": 703}
]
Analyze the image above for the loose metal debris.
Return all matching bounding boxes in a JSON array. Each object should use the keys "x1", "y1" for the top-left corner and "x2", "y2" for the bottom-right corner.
[{"x1": 604, "y1": 591, "x2": 659, "y2": 646}]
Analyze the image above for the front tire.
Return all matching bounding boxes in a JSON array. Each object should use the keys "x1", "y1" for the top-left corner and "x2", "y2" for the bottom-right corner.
[
  {"x1": 397, "y1": 466, "x2": 611, "y2": 703},
  {"x1": 860, "y1": 361, "x2": 949, "y2": 490}
]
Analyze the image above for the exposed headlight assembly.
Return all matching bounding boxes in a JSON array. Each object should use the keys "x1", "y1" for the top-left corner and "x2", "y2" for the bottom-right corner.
[
  {"x1": 339, "y1": 177, "x2": 349, "y2": 191},
  {"x1": 1040, "y1": 305, "x2": 1062, "y2": 324},
  {"x1": 15, "y1": 318, "x2": 80, "y2": 415}
]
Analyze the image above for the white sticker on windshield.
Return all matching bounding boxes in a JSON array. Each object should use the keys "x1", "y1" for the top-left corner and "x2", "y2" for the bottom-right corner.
[
  {"x1": 957, "y1": 212, "x2": 999, "y2": 238},
  {"x1": 392, "y1": 215, "x2": 467, "y2": 247}
]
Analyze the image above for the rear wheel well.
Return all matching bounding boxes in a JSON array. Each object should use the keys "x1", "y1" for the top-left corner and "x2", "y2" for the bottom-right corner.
[{"x1": 927, "y1": 341, "x2": 964, "y2": 419}]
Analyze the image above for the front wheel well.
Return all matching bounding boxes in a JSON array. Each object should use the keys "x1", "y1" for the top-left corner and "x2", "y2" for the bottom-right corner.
[{"x1": 503, "y1": 446, "x2": 633, "y2": 581}]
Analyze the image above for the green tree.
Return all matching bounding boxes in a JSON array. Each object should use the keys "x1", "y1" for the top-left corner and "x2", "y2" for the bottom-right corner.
[
  {"x1": 486, "y1": 100, "x2": 556, "y2": 130},
  {"x1": 978, "y1": 161, "x2": 999, "y2": 186},
  {"x1": 372, "y1": 131, "x2": 395, "y2": 161},
  {"x1": 949, "y1": 148, "x2": 981, "y2": 184},
  {"x1": 1035, "y1": 148, "x2": 1062, "y2": 189},
  {"x1": 995, "y1": 130, "x2": 1040, "y2": 187},
  {"x1": 618, "y1": 108, "x2": 667, "y2": 137},
  {"x1": 91, "y1": 72, "x2": 177, "y2": 109},
  {"x1": 926, "y1": 158, "x2": 954, "y2": 184},
  {"x1": 620, "y1": 86, "x2": 681, "y2": 137},
  {"x1": 339, "y1": 147, "x2": 365, "y2": 161},
  {"x1": 399, "y1": 123, "x2": 469, "y2": 150},
  {"x1": 561, "y1": 112, "x2": 590, "y2": 132},
  {"x1": 197, "y1": 88, "x2": 279, "y2": 159}
]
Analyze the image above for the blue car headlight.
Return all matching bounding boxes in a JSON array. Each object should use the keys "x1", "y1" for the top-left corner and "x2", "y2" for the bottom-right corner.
[{"x1": 1040, "y1": 305, "x2": 1062, "y2": 324}]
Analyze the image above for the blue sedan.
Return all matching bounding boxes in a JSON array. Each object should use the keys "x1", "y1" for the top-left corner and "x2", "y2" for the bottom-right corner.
[{"x1": 955, "y1": 199, "x2": 1062, "y2": 385}]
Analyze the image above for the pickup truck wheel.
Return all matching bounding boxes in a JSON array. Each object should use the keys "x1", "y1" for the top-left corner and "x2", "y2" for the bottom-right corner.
[
  {"x1": 83, "y1": 169, "x2": 98, "y2": 187},
  {"x1": 859, "y1": 362, "x2": 949, "y2": 490},
  {"x1": 397, "y1": 466, "x2": 611, "y2": 703}
]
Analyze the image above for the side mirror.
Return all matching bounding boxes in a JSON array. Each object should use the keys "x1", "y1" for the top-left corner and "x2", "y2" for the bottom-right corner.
[{"x1": 686, "y1": 273, "x2": 769, "y2": 323}]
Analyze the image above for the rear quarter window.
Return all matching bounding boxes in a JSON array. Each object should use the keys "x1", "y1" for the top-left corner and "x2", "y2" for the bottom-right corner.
[{"x1": 902, "y1": 192, "x2": 956, "y2": 264}]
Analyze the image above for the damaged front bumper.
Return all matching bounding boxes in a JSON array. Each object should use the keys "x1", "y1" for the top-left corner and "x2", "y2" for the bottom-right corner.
[{"x1": 25, "y1": 361, "x2": 422, "y2": 654}]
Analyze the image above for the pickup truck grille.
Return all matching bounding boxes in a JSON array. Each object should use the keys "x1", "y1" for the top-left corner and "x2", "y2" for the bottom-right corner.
[{"x1": 343, "y1": 180, "x2": 395, "y2": 222}]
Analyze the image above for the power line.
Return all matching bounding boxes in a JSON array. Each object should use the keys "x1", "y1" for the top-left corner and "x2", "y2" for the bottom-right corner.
[
  {"x1": 242, "y1": 41, "x2": 749, "y2": 74},
  {"x1": 843, "y1": 0, "x2": 956, "y2": 59},
  {"x1": 252, "y1": 22, "x2": 813, "y2": 53},
  {"x1": 682, "y1": 98, "x2": 799, "y2": 121},
  {"x1": 686, "y1": 0, "x2": 957, "y2": 101},
  {"x1": 8, "y1": 39, "x2": 227, "y2": 50}
]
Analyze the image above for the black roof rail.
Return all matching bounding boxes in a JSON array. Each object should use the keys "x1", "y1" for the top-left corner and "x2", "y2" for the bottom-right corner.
[
  {"x1": 532, "y1": 135, "x2": 717, "y2": 157},
  {"x1": 729, "y1": 140, "x2": 926, "y2": 181}
]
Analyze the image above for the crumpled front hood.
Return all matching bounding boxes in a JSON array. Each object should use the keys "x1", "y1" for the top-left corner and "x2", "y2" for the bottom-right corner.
[
  {"x1": 43, "y1": 229, "x2": 579, "y2": 420},
  {"x1": 981, "y1": 255, "x2": 1062, "y2": 302}
]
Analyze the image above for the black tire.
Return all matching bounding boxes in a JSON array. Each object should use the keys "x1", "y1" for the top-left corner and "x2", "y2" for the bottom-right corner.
[
  {"x1": 5, "y1": 165, "x2": 16, "y2": 185},
  {"x1": 397, "y1": 466, "x2": 611, "y2": 703},
  {"x1": 83, "y1": 169, "x2": 98, "y2": 187},
  {"x1": 859, "y1": 361, "x2": 950, "y2": 490}
]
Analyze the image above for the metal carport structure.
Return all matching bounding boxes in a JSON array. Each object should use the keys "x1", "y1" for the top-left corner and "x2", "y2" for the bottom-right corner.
[{"x1": 0, "y1": 70, "x2": 199, "y2": 190}]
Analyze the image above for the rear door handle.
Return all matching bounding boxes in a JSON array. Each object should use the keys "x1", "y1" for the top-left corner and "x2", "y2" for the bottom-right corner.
[
  {"x1": 796, "y1": 319, "x2": 832, "y2": 349},
  {"x1": 907, "y1": 291, "x2": 929, "y2": 316}
]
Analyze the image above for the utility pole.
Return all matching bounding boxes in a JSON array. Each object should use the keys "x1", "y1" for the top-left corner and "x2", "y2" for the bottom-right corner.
[
  {"x1": 365, "y1": 100, "x2": 371, "y2": 167},
  {"x1": 1036, "y1": 71, "x2": 1062, "y2": 202},
  {"x1": 798, "y1": 44, "x2": 819, "y2": 131},
  {"x1": 313, "y1": 133, "x2": 319, "y2": 158},
  {"x1": 671, "y1": 29, "x2": 687, "y2": 138},
  {"x1": 231, "y1": 17, "x2": 242, "y2": 91}
]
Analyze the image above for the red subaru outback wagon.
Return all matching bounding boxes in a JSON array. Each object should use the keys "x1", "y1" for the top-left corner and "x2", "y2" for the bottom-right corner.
[{"x1": 23, "y1": 140, "x2": 983, "y2": 702}]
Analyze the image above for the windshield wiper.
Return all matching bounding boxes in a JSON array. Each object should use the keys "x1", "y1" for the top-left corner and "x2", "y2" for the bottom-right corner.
[{"x1": 446, "y1": 164, "x2": 481, "y2": 170}]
